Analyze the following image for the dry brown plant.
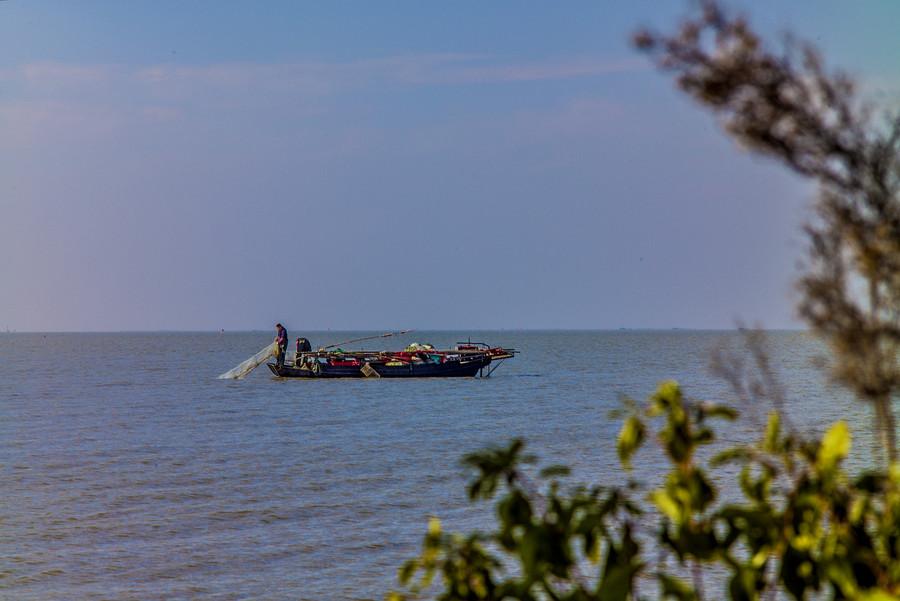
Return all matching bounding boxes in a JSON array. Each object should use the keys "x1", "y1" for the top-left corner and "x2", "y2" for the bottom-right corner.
[{"x1": 635, "y1": 0, "x2": 900, "y2": 463}]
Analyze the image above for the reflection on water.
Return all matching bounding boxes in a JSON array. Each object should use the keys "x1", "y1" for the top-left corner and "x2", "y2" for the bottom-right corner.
[{"x1": 0, "y1": 330, "x2": 872, "y2": 599}]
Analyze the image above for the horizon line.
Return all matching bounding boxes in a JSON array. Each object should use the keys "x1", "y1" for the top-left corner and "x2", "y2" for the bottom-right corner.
[{"x1": 1, "y1": 327, "x2": 810, "y2": 334}]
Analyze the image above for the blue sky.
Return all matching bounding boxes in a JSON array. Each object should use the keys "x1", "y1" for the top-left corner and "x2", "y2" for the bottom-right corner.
[{"x1": 2, "y1": 1, "x2": 899, "y2": 331}]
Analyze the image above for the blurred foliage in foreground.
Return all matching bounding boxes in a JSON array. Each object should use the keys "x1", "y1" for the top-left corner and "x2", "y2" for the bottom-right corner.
[
  {"x1": 390, "y1": 1, "x2": 900, "y2": 598},
  {"x1": 389, "y1": 381, "x2": 900, "y2": 600}
]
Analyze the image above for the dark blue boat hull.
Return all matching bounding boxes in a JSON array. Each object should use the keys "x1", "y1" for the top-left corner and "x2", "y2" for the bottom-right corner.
[{"x1": 267, "y1": 357, "x2": 490, "y2": 378}]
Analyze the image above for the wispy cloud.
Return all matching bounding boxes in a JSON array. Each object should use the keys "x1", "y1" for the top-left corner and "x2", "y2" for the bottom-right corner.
[
  {"x1": 20, "y1": 62, "x2": 111, "y2": 87},
  {"x1": 401, "y1": 56, "x2": 646, "y2": 84},
  {"x1": 0, "y1": 53, "x2": 643, "y2": 147},
  {"x1": 2, "y1": 53, "x2": 644, "y2": 99},
  {"x1": 0, "y1": 99, "x2": 126, "y2": 146}
]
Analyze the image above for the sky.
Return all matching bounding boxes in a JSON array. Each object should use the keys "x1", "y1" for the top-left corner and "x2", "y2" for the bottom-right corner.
[{"x1": 2, "y1": 1, "x2": 899, "y2": 332}]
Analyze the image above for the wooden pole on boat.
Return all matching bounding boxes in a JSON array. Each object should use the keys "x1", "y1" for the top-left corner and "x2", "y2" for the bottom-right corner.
[{"x1": 322, "y1": 329, "x2": 414, "y2": 350}]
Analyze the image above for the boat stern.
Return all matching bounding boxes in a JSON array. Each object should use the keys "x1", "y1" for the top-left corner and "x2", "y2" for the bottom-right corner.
[{"x1": 267, "y1": 362, "x2": 284, "y2": 377}]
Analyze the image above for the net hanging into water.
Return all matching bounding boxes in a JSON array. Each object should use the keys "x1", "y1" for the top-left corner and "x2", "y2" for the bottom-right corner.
[{"x1": 218, "y1": 342, "x2": 277, "y2": 379}]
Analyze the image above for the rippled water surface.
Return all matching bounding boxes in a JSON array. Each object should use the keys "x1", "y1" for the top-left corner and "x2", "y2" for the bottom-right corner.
[{"x1": 0, "y1": 331, "x2": 877, "y2": 599}]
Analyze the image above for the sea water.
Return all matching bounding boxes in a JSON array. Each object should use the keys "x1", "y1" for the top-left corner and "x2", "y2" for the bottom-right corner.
[{"x1": 0, "y1": 331, "x2": 875, "y2": 599}]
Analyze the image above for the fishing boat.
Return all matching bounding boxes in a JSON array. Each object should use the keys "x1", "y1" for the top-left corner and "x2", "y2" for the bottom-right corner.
[{"x1": 268, "y1": 339, "x2": 516, "y2": 379}]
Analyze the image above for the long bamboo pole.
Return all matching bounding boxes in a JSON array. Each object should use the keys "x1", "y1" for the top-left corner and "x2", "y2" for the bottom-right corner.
[{"x1": 322, "y1": 329, "x2": 414, "y2": 350}]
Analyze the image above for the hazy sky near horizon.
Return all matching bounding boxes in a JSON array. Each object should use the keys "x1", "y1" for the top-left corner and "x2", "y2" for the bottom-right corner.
[{"x1": 2, "y1": 1, "x2": 899, "y2": 331}]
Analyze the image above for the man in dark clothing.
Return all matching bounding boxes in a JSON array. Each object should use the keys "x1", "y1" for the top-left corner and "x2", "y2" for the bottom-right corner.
[{"x1": 275, "y1": 323, "x2": 288, "y2": 367}]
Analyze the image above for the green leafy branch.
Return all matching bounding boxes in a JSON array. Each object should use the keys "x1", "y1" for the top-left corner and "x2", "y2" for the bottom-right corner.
[{"x1": 390, "y1": 380, "x2": 900, "y2": 601}]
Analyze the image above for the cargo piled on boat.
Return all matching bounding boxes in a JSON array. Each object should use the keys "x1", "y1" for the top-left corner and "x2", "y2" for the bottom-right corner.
[{"x1": 269, "y1": 339, "x2": 516, "y2": 378}]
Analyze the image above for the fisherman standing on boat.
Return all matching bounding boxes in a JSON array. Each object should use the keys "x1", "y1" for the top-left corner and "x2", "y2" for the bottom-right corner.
[{"x1": 275, "y1": 323, "x2": 288, "y2": 367}]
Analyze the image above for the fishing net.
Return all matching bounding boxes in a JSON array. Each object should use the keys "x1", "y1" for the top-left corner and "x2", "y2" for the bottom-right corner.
[{"x1": 218, "y1": 341, "x2": 277, "y2": 379}]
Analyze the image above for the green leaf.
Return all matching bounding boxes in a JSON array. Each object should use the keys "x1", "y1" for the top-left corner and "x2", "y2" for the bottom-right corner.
[
  {"x1": 698, "y1": 402, "x2": 738, "y2": 421},
  {"x1": 854, "y1": 471, "x2": 887, "y2": 493},
  {"x1": 685, "y1": 468, "x2": 716, "y2": 512},
  {"x1": 857, "y1": 590, "x2": 900, "y2": 601},
  {"x1": 780, "y1": 546, "x2": 819, "y2": 600},
  {"x1": 817, "y1": 420, "x2": 851, "y2": 471},
  {"x1": 763, "y1": 411, "x2": 780, "y2": 452},
  {"x1": 497, "y1": 489, "x2": 533, "y2": 535},
  {"x1": 617, "y1": 415, "x2": 646, "y2": 471},
  {"x1": 539, "y1": 464, "x2": 571, "y2": 479},
  {"x1": 711, "y1": 447, "x2": 751, "y2": 467},
  {"x1": 728, "y1": 566, "x2": 760, "y2": 601},
  {"x1": 650, "y1": 489, "x2": 682, "y2": 523},
  {"x1": 462, "y1": 438, "x2": 528, "y2": 500},
  {"x1": 398, "y1": 559, "x2": 418, "y2": 585},
  {"x1": 650, "y1": 380, "x2": 682, "y2": 415},
  {"x1": 427, "y1": 516, "x2": 441, "y2": 536},
  {"x1": 657, "y1": 572, "x2": 698, "y2": 601},
  {"x1": 599, "y1": 522, "x2": 643, "y2": 601}
]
